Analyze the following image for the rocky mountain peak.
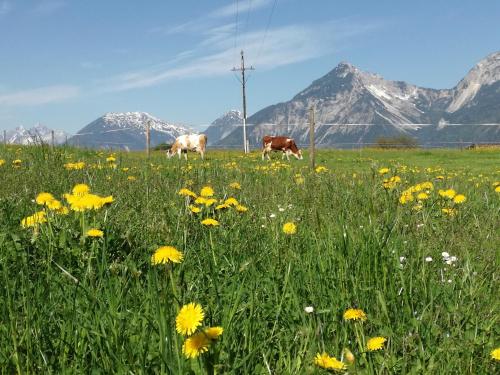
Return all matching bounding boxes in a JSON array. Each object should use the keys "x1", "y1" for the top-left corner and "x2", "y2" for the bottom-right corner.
[{"x1": 447, "y1": 51, "x2": 500, "y2": 113}]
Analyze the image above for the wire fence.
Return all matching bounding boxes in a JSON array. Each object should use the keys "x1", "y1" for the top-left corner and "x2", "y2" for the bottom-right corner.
[{"x1": 3, "y1": 123, "x2": 500, "y2": 149}]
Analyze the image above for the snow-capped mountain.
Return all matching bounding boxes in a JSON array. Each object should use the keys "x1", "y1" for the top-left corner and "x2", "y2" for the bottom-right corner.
[
  {"x1": 203, "y1": 110, "x2": 243, "y2": 145},
  {"x1": 216, "y1": 51, "x2": 500, "y2": 147},
  {"x1": 445, "y1": 51, "x2": 500, "y2": 123},
  {"x1": 68, "y1": 112, "x2": 191, "y2": 150},
  {"x1": 5, "y1": 123, "x2": 69, "y2": 145}
]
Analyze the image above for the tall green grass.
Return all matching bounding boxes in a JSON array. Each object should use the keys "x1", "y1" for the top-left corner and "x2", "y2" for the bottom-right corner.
[{"x1": 0, "y1": 145, "x2": 499, "y2": 374}]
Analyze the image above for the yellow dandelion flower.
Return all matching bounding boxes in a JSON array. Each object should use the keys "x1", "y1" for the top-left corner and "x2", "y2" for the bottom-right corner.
[
  {"x1": 176, "y1": 302, "x2": 204, "y2": 336},
  {"x1": 313, "y1": 353, "x2": 346, "y2": 371},
  {"x1": 127, "y1": 176, "x2": 136, "y2": 181},
  {"x1": 315, "y1": 166, "x2": 328, "y2": 173},
  {"x1": 283, "y1": 222, "x2": 297, "y2": 235},
  {"x1": 0, "y1": 159, "x2": 5, "y2": 167},
  {"x1": 367, "y1": 337, "x2": 387, "y2": 351},
  {"x1": 399, "y1": 192, "x2": 414, "y2": 204},
  {"x1": 12, "y1": 159, "x2": 22, "y2": 166},
  {"x1": 453, "y1": 194, "x2": 466, "y2": 204},
  {"x1": 229, "y1": 182, "x2": 241, "y2": 189},
  {"x1": 416, "y1": 192, "x2": 429, "y2": 200},
  {"x1": 496, "y1": 186, "x2": 500, "y2": 193},
  {"x1": 215, "y1": 203, "x2": 230, "y2": 210},
  {"x1": 46, "y1": 199, "x2": 62, "y2": 211},
  {"x1": 441, "y1": 208, "x2": 457, "y2": 216},
  {"x1": 343, "y1": 308, "x2": 367, "y2": 321},
  {"x1": 295, "y1": 175, "x2": 305, "y2": 185},
  {"x1": 420, "y1": 181, "x2": 434, "y2": 190},
  {"x1": 178, "y1": 188, "x2": 197, "y2": 198},
  {"x1": 439, "y1": 189, "x2": 456, "y2": 199},
  {"x1": 235, "y1": 205, "x2": 248, "y2": 212},
  {"x1": 57, "y1": 206, "x2": 69, "y2": 215},
  {"x1": 491, "y1": 347, "x2": 500, "y2": 361},
  {"x1": 204, "y1": 326, "x2": 223, "y2": 340},
  {"x1": 200, "y1": 186, "x2": 214, "y2": 197},
  {"x1": 224, "y1": 197, "x2": 239, "y2": 206},
  {"x1": 195, "y1": 197, "x2": 208, "y2": 205},
  {"x1": 412, "y1": 204, "x2": 423, "y2": 211},
  {"x1": 21, "y1": 211, "x2": 47, "y2": 228},
  {"x1": 36, "y1": 192, "x2": 55, "y2": 205},
  {"x1": 106, "y1": 156, "x2": 116, "y2": 162},
  {"x1": 72, "y1": 183, "x2": 90, "y2": 196},
  {"x1": 151, "y1": 246, "x2": 183, "y2": 265},
  {"x1": 201, "y1": 218, "x2": 219, "y2": 226},
  {"x1": 378, "y1": 167, "x2": 390, "y2": 175},
  {"x1": 101, "y1": 195, "x2": 114, "y2": 205},
  {"x1": 182, "y1": 332, "x2": 211, "y2": 358},
  {"x1": 189, "y1": 205, "x2": 201, "y2": 213},
  {"x1": 86, "y1": 228, "x2": 104, "y2": 238},
  {"x1": 204, "y1": 198, "x2": 217, "y2": 207}
]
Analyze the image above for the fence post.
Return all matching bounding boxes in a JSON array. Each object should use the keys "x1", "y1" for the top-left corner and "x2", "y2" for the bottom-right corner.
[
  {"x1": 51, "y1": 130, "x2": 55, "y2": 148},
  {"x1": 146, "y1": 120, "x2": 151, "y2": 158},
  {"x1": 309, "y1": 106, "x2": 315, "y2": 170}
]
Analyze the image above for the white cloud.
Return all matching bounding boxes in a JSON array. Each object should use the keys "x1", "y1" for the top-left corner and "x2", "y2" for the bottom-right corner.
[
  {"x1": 209, "y1": 0, "x2": 272, "y2": 18},
  {"x1": 152, "y1": 0, "x2": 272, "y2": 35},
  {"x1": 0, "y1": 85, "x2": 80, "y2": 106},
  {"x1": 0, "y1": 1, "x2": 12, "y2": 16},
  {"x1": 105, "y1": 19, "x2": 378, "y2": 92}
]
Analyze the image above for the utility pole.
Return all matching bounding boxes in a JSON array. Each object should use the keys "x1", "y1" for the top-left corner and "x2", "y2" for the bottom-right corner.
[
  {"x1": 3, "y1": 130, "x2": 6, "y2": 146},
  {"x1": 51, "y1": 130, "x2": 55, "y2": 148},
  {"x1": 231, "y1": 50, "x2": 254, "y2": 154},
  {"x1": 309, "y1": 106, "x2": 316, "y2": 170},
  {"x1": 146, "y1": 120, "x2": 151, "y2": 158}
]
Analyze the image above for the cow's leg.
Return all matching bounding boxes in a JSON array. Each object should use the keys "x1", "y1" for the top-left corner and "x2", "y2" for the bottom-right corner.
[
  {"x1": 177, "y1": 149, "x2": 182, "y2": 159},
  {"x1": 184, "y1": 151, "x2": 188, "y2": 161},
  {"x1": 200, "y1": 150, "x2": 205, "y2": 160}
]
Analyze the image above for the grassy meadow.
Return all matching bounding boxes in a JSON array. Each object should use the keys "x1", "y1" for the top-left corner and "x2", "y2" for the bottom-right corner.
[{"x1": 0, "y1": 145, "x2": 499, "y2": 374}]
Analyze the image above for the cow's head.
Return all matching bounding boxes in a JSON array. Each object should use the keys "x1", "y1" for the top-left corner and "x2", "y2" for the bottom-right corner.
[
  {"x1": 288, "y1": 141, "x2": 303, "y2": 160},
  {"x1": 291, "y1": 149, "x2": 303, "y2": 160},
  {"x1": 166, "y1": 149, "x2": 174, "y2": 158}
]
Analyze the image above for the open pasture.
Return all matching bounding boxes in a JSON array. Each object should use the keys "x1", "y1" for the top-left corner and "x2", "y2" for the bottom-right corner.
[{"x1": 0, "y1": 146, "x2": 499, "y2": 374}]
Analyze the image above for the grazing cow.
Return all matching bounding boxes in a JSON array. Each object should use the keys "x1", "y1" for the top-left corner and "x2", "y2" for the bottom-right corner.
[
  {"x1": 167, "y1": 134, "x2": 207, "y2": 160},
  {"x1": 262, "y1": 135, "x2": 303, "y2": 160}
]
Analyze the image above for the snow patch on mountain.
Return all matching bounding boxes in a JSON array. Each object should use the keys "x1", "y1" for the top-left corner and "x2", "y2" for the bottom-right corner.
[
  {"x1": 5, "y1": 123, "x2": 70, "y2": 145},
  {"x1": 447, "y1": 51, "x2": 500, "y2": 113}
]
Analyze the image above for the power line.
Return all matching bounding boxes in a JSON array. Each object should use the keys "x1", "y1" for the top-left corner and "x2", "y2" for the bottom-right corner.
[
  {"x1": 233, "y1": 0, "x2": 240, "y2": 57},
  {"x1": 254, "y1": 0, "x2": 278, "y2": 69},
  {"x1": 241, "y1": 0, "x2": 254, "y2": 52}
]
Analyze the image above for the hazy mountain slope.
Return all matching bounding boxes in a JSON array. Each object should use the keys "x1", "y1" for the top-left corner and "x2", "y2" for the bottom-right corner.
[{"x1": 68, "y1": 112, "x2": 190, "y2": 150}]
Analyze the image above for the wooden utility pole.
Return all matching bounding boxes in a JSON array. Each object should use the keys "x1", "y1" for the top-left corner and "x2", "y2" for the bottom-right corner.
[
  {"x1": 309, "y1": 106, "x2": 316, "y2": 170},
  {"x1": 146, "y1": 120, "x2": 151, "y2": 158},
  {"x1": 51, "y1": 130, "x2": 55, "y2": 148},
  {"x1": 231, "y1": 50, "x2": 254, "y2": 154}
]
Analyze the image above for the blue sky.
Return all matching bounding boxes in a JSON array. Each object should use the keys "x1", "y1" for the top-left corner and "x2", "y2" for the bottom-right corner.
[{"x1": 0, "y1": 0, "x2": 499, "y2": 132}]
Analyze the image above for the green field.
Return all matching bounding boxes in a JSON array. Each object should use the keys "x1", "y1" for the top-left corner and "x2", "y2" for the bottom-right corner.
[{"x1": 1, "y1": 145, "x2": 499, "y2": 374}]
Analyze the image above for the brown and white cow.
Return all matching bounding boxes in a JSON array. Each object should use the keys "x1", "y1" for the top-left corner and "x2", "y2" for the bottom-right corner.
[
  {"x1": 262, "y1": 135, "x2": 303, "y2": 160},
  {"x1": 166, "y1": 134, "x2": 207, "y2": 160}
]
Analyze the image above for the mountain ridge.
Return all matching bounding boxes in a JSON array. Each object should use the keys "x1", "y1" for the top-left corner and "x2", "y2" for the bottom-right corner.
[
  {"x1": 67, "y1": 112, "x2": 191, "y2": 150},
  {"x1": 213, "y1": 51, "x2": 500, "y2": 147}
]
